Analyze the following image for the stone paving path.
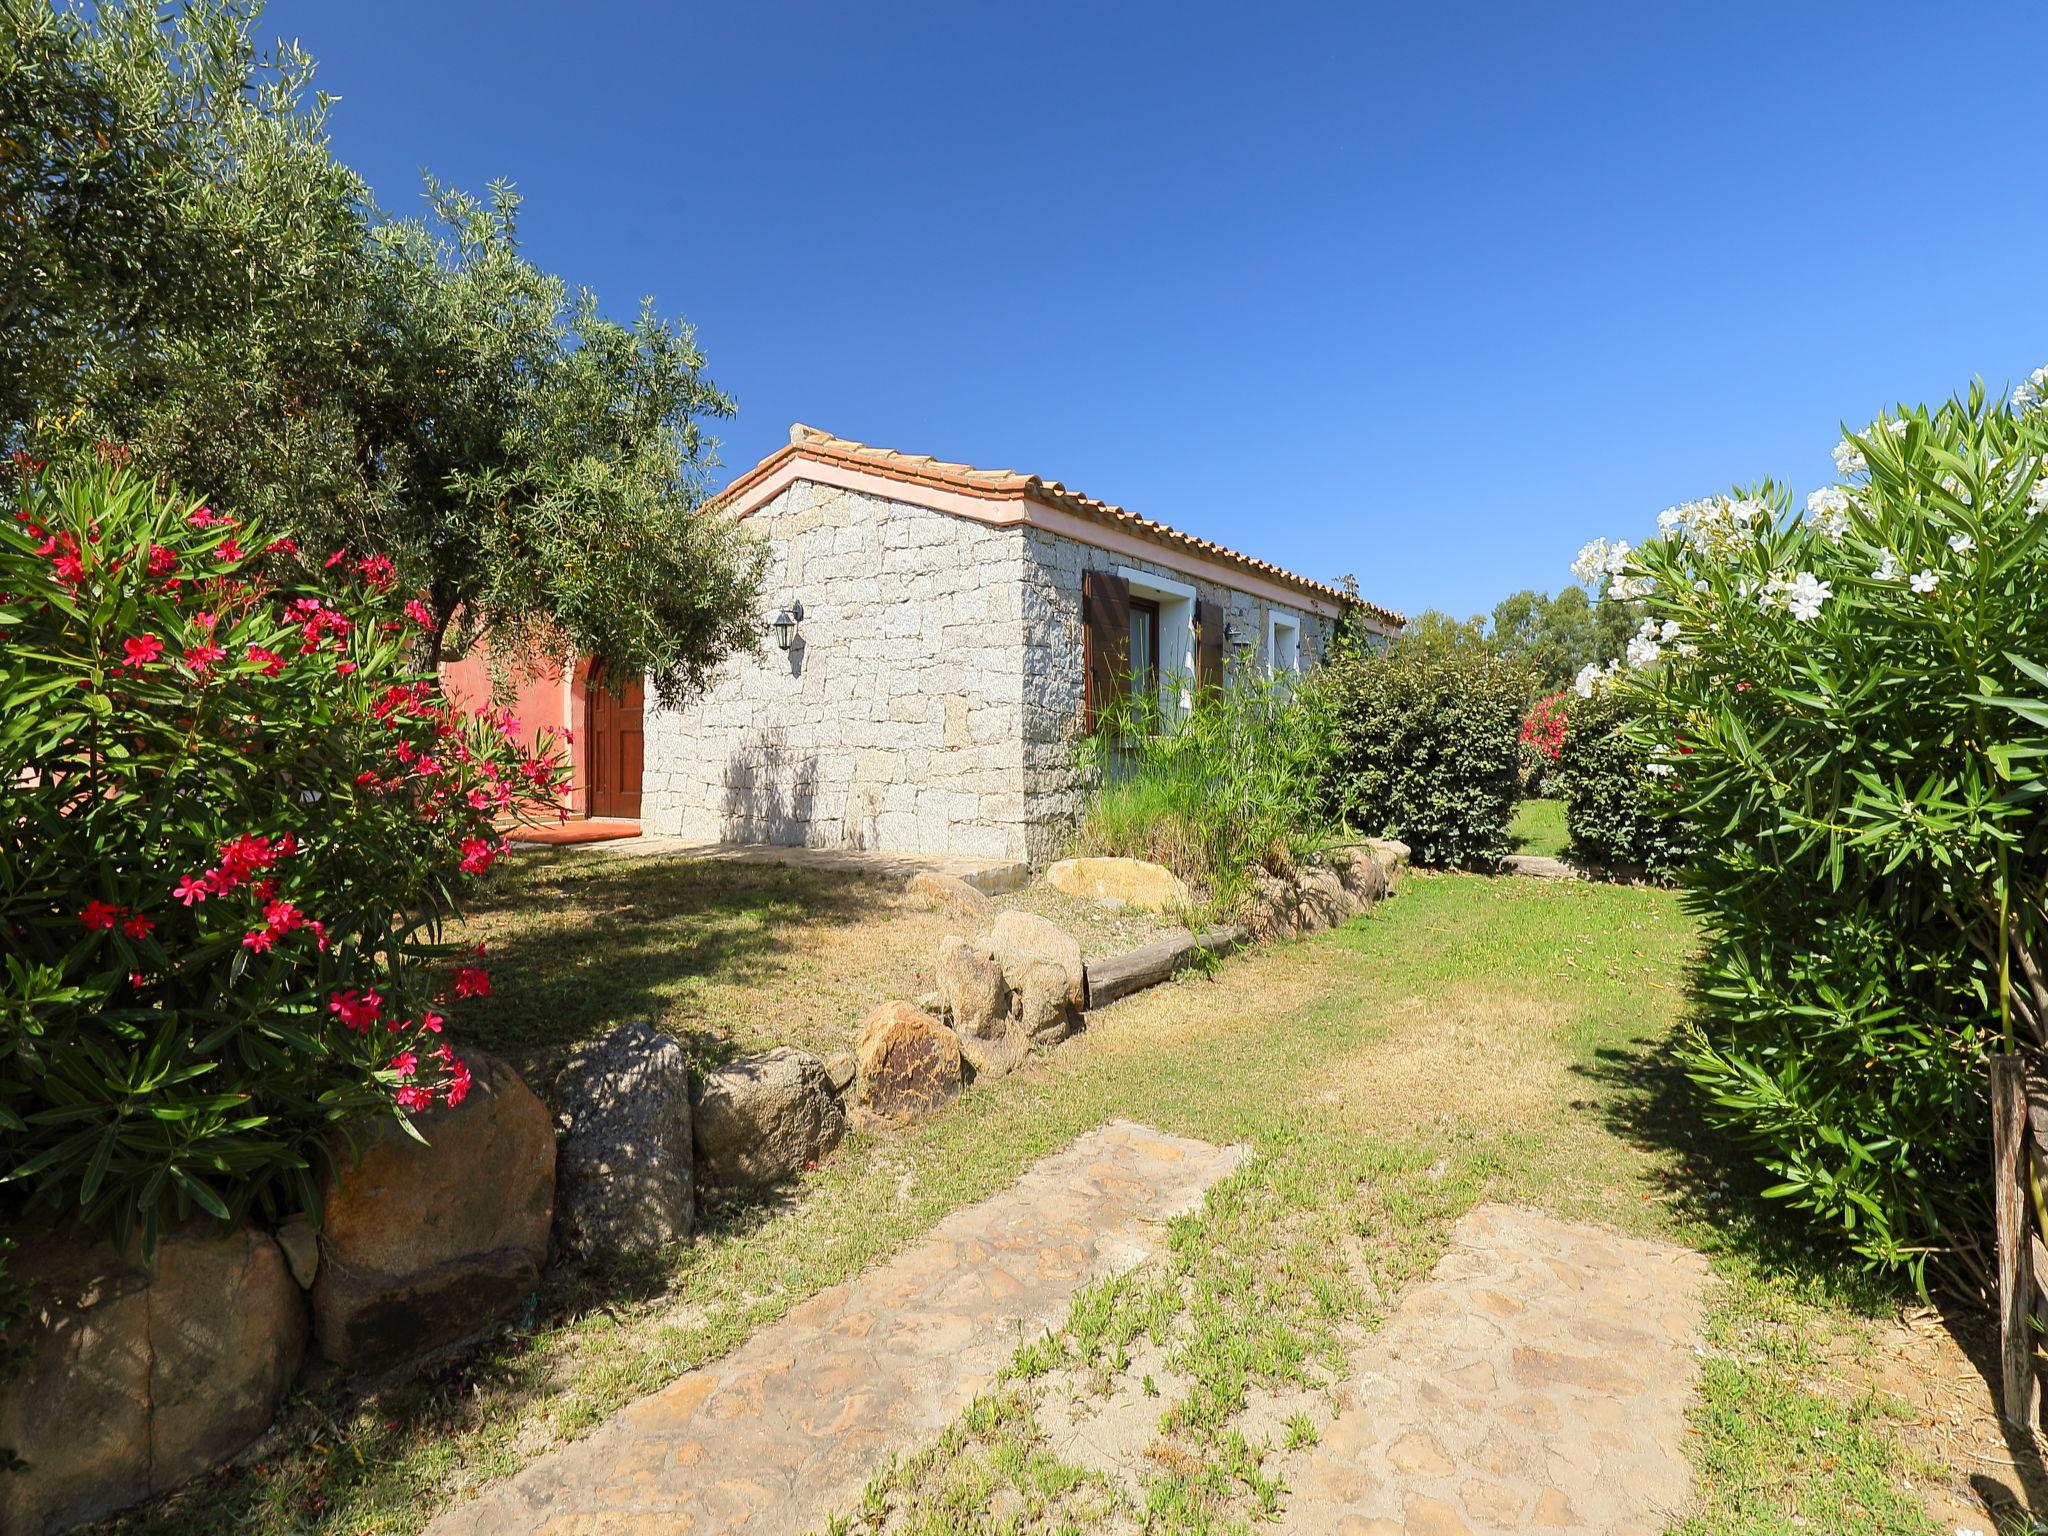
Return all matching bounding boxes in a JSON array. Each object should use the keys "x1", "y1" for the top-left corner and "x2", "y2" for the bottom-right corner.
[
  {"x1": 1282, "y1": 1204, "x2": 1711, "y2": 1535},
  {"x1": 422, "y1": 1121, "x2": 1247, "y2": 1536}
]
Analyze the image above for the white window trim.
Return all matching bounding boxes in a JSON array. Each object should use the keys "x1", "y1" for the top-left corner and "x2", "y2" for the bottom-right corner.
[
  {"x1": 1266, "y1": 607, "x2": 1302, "y2": 676},
  {"x1": 1117, "y1": 566, "x2": 1197, "y2": 717}
]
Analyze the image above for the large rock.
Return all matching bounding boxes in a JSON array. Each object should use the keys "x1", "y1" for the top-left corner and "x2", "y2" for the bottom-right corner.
[
  {"x1": 0, "y1": 1222, "x2": 304, "y2": 1535},
  {"x1": 987, "y1": 910, "x2": 1085, "y2": 1009},
  {"x1": 1363, "y1": 837, "x2": 1411, "y2": 885},
  {"x1": 1295, "y1": 867, "x2": 1352, "y2": 930},
  {"x1": 1241, "y1": 869, "x2": 1306, "y2": 944},
  {"x1": 1044, "y1": 857, "x2": 1191, "y2": 914},
  {"x1": 556, "y1": 1021, "x2": 695, "y2": 1259},
  {"x1": 907, "y1": 871, "x2": 994, "y2": 917},
  {"x1": 937, "y1": 936, "x2": 1029, "y2": 1079},
  {"x1": 693, "y1": 1046, "x2": 846, "y2": 1192},
  {"x1": 312, "y1": 1047, "x2": 554, "y2": 1373},
  {"x1": 855, "y1": 1002, "x2": 963, "y2": 1120},
  {"x1": 1015, "y1": 958, "x2": 1080, "y2": 1044},
  {"x1": 936, "y1": 935, "x2": 1010, "y2": 1037},
  {"x1": 1328, "y1": 846, "x2": 1390, "y2": 908}
]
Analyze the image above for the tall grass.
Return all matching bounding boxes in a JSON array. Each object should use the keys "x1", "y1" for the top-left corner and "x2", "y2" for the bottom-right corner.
[{"x1": 1072, "y1": 671, "x2": 1340, "y2": 921}]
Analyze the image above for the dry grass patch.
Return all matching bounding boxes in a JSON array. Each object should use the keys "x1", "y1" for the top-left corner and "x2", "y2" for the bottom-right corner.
[{"x1": 1316, "y1": 982, "x2": 1570, "y2": 1134}]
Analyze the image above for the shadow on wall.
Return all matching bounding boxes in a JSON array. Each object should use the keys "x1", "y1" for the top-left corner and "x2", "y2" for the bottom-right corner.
[{"x1": 721, "y1": 736, "x2": 820, "y2": 846}]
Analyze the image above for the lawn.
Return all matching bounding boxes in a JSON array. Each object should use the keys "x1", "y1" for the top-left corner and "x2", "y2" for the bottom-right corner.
[
  {"x1": 1510, "y1": 794, "x2": 1571, "y2": 858},
  {"x1": 114, "y1": 871, "x2": 1963, "y2": 1536}
]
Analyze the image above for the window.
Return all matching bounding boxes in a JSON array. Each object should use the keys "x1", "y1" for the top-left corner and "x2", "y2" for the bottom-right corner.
[
  {"x1": 1267, "y1": 610, "x2": 1300, "y2": 677},
  {"x1": 1116, "y1": 568, "x2": 1198, "y2": 723},
  {"x1": 1129, "y1": 598, "x2": 1160, "y2": 709}
]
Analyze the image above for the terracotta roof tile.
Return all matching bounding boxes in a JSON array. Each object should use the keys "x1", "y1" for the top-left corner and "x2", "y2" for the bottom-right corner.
[{"x1": 716, "y1": 424, "x2": 1404, "y2": 629}]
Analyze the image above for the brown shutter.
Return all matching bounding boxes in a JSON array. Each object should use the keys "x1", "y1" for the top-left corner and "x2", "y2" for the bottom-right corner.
[
  {"x1": 1195, "y1": 599, "x2": 1225, "y2": 696},
  {"x1": 1082, "y1": 568, "x2": 1131, "y2": 731}
]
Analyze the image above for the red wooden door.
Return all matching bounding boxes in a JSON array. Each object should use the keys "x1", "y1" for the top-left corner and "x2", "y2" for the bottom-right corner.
[{"x1": 584, "y1": 673, "x2": 644, "y2": 819}]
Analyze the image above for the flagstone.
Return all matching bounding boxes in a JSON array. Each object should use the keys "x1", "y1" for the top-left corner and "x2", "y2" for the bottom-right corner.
[{"x1": 422, "y1": 1120, "x2": 1246, "y2": 1536}]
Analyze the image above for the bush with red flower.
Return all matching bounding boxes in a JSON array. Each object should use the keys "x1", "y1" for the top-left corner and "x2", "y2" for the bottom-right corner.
[
  {"x1": 0, "y1": 464, "x2": 570, "y2": 1249},
  {"x1": 1516, "y1": 690, "x2": 1568, "y2": 797}
]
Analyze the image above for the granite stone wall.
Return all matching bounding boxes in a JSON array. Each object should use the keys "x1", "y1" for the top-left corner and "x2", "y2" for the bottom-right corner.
[
  {"x1": 640, "y1": 478, "x2": 1337, "y2": 864},
  {"x1": 640, "y1": 480, "x2": 1034, "y2": 860}
]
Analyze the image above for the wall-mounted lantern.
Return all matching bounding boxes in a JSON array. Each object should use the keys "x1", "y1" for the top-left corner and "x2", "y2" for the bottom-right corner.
[{"x1": 771, "y1": 599, "x2": 805, "y2": 652}]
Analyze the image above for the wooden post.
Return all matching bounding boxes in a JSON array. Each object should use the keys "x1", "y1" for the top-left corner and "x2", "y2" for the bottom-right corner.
[{"x1": 1992, "y1": 1053, "x2": 2034, "y2": 1428}]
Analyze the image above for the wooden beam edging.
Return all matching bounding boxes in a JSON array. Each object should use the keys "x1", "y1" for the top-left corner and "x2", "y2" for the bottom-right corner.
[
  {"x1": 1992, "y1": 1052, "x2": 2035, "y2": 1429},
  {"x1": 1083, "y1": 924, "x2": 1245, "y2": 1012}
]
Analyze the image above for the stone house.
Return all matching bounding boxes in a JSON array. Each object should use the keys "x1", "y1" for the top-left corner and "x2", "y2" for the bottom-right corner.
[
  {"x1": 645, "y1": 424, "x2": 1405, "y2": 863},
  {"x1": 452, "y1": 426, "x2": 1401, "y2": 863}
]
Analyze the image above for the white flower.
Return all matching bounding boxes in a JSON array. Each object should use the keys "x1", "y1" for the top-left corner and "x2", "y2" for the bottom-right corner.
[
  {"x1": 1645, "y1": 761, "x2": 1676, "y2": 778},
  {"x1": 1660, "y1": 619, "x2": 1681, "y2": 641},
  {"x1": 1573, "y1": 662, "x2": 1603, "y2": 698},
  {"x1": 1610, "y1": 572, "x2": 1654, "y2": 600},
  {"x1": 1573, "y1": 537, "x2": 1626, "y2": 583},
  {"x1": 1910, "y1": 569, "x2": 1940, "y2": 594},
  {"x1": 1675, "y1": 641, "x2": 1698, "y2": 657},
  {"x1": 1782, "y1": 571, "x2": 1832, "y2": 622},
  {"x1": 1626, "y1": 633, "x2": 1663, "y2": 669},
  {"x1": 1874, "y1": 549, "x2": 1903, "y2": 582},
  {"x1": 2015, "y1": 367, "x2": 2048, "y2": 412},
  {"x1": 1885, "y1": 418, "x2": 1909, "y2": 437},
  {"x1": 1948, "y1": 531, "x2": 1975, "y2": 557},
  {"x1": 1832, "y1": 440, "x2": 1868, "y2": 477},
  {"x1": 1657, "y1": 505, "x2": 1685, "y2": 534},
  {"x1": 1693, "y1": 579, "x2": 1710, "y2": 593},
  {"x1": 1807, "y1": 486, "x2": 1852, "y2": 542}
]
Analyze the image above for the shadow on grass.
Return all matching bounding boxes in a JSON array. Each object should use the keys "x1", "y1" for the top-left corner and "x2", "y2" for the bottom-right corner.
[
  {"x1": 1575, "y1": 1025, "x2": 2048, "y2": 1523},
  {"x1": 450, "y1": 853, "x2": 909, "y2": 1085}
]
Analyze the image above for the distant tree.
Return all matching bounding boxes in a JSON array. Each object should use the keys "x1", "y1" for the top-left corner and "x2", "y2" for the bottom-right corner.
[
  {"x1": 3, "y1": 0, "x2": 764, "y2": 702},
  {"x1": 1393, "y1": 608, "x2": 1491, "y2": 655}
]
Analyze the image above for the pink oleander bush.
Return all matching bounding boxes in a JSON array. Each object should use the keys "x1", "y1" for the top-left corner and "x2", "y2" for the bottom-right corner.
[{"x1": 0, "y1": 458, "x2": 570, "y2": 1250}]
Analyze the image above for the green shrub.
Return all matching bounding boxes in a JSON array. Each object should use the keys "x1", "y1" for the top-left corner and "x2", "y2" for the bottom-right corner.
[
  {"x1": 1075, "y1": 671, "x2": 1339, "y2": 920},
  {"x1": 1549, "y1": 689, "x2": 1694, "y2": 873},
  {"x1": 1579, "y1": 371, "x2": 2048, "y2": 1286},
  {"x1": 0, "y1": 463, "x2": 569, "y2": 1250},
  {"x1": 1321, "y1": 641, "x2": 1529, "y2": 867}
]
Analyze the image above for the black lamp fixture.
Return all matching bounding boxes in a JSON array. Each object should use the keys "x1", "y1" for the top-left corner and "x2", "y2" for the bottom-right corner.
[{"x1": 771, "y1": 599, "x2": 805, "y2": 652}]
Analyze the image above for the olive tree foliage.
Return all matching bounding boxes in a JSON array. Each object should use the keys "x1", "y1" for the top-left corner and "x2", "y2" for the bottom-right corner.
[{"x1": 2, "y1": 0, "x2": 764, "y2": 702}]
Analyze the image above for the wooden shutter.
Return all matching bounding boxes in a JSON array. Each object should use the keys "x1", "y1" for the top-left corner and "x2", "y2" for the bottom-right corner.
[
  {"x1": 1195, "y1": 599, "x2": 1225, "y2": 696},
  {"x1": 1082, "y1": 568, "x2": 1131, "y2": 731}
]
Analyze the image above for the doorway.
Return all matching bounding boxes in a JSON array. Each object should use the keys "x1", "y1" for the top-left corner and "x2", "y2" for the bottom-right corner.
[{"x1": 584, "y1": 670, "x2": 644, "y2": 820}]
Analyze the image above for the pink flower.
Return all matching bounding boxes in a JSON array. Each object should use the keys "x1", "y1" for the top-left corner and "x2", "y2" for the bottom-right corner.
[
  {"x1": 246, "y1": 646, "x2": 285, "y2": 677},
  {"x1": 403, "y1": 599, "x2": 435, "y2": 630},
  {"x1": 458, "y1": 837, "x2": 501, "y2": 876},
  {"x1": 395, "y1": 1084, "x2": 436, "y2": 1111},
  {"x1": 216, "y1": 537, "x2": 245, "y2": 562},
  {"x1": 241, "y1": 927, "x2": 277, "y2": 953},
  {"x1": 81, "y1": 899, "x2": 124, "y2": 930},
  {"x1": 327, "y1": 988, "x2": 384, "y2": 1032},
  {"x1": 172, "y1": 874, "x2": 210, "y2": 906},
  {"x1": 418, "y1": 1010, "x2": 445, "y2": 1034},
  {"x1": 188, "y1": 506, "x2": 232, "y2": 528},
  {"x1": 388, "y1": 1050, "x2": 419, "y2": 1077},
  {"x1": 121, "y1": 913, "x2": 153, "y2": 939},
  {"x1": 147, "y1": 544, "x2": 178, "y2": 578},
  {"x1": 356, "y1": 554, "x2": 395, "y2": 590},
  {"x1": 335, "y1": 659, "x2": 357, "y2": 676},
  {"x1": 122, "y1": 634, "x2": 165, "y2": 667},
  {"x1": 182, "y1": 642, "x2": 226, "y2": 675},
  {"x1": 444, "y1": 1057, "x2": 473, "y2": 1106},
  {"x1": 452, "y1": 966, "x2": 491, "y2": 999}
]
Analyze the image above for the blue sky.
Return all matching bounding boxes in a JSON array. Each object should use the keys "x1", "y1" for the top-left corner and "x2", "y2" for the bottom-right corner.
[{"x1": 267, "y1": 0, "x2": 2048, "y2": 621}]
